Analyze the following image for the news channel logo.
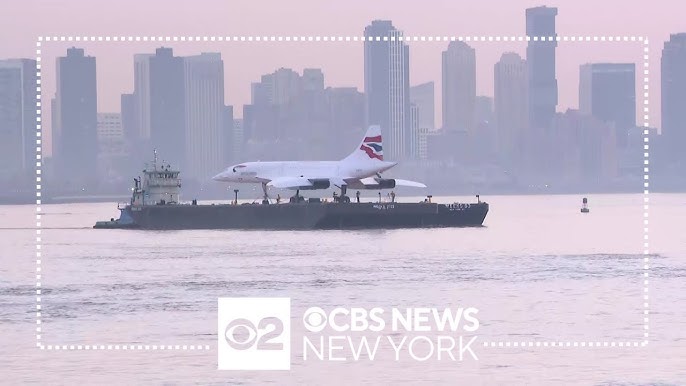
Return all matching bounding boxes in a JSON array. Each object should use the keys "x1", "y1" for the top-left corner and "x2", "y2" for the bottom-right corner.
[{"x1": 217, "y1": 297, "x2": 291, "y2": 370}]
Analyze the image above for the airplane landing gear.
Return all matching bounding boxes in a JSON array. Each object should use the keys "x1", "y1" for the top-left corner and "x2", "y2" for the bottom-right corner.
[
  {"x1": 338, "y1": 184, "x2": 350, "y2": 203},
  {"x1": 261, "y1": 182, "x2": 269, "y2": 205},
  {"x1": 290, "y1": 189, "x2": 304, "y2": 203}
]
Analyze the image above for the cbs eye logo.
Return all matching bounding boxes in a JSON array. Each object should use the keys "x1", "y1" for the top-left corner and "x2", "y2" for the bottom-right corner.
[
  {"x1": 224, "y1": 317, "x2": 284, "y2": 350},
  {"x1": 303, "y1": 307, "x2": 327, "y2": 332}
]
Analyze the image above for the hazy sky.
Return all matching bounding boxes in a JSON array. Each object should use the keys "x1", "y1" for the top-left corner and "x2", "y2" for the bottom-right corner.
[{"x1": 2, "y1": 0, "x2": 684, "y2": 154}]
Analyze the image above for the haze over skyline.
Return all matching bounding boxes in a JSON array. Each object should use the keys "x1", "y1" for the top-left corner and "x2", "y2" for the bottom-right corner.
[{"x1": 2, "y1": 0, "x2": 683, "y2": 135}]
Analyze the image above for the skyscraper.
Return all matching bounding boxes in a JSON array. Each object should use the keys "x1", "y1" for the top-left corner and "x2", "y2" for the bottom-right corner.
[
  {"x1": 96, "y1": 113, "x2": 124, "y2": 146},
  {"x1": 0, "y1": 63, "x2": 24, "y2": 180},
  {"x1": 553, "y1": 110, "x2": 618, "y2": 185},
  {"x1": 95, "y1": 112, "x2": 129, "y2": 182},
  {"x1": 271, "y1": 68, "x2": 301, "y2": 105},
  {"x1": 579, "y1": 63, "x2": 636, "y2": 147},
  {"x1": 50, "y1": 95, "x2": 59, "y2": 156},
  {"x1": 184, "y1": 53, "x2": 225, "y2": 182},
  {"x1": 494, "y1": 52, "x2": 528, "y2": 166},
  {"x1": 251, "y1": 75, "x2": 273, "y2": 105},
  {"x1": 410, "y1": 81, "x2": 435, "y2": 132},
  {"x1": 417, "y1": 126, "x2": 430, "y2": 161},
  {"x1": 222, "y1": 105, "x2": 235, "y2": 165},
  {"x1": 128, "y1": 55, "x2": 152, "y2": 171},
  {"x1": 246, "y1": 73, "x2": 278, "y2": 142},
  {"x1": 526, "y1": 6, "x2": 558, "y2": 131},
  {"x1": 442, "y1": 41, "x2": 476, "y2": 134},
  {"x1": 246, "y1": 68, "x2": 301, "y2": 143},
  {"x1": 289, "y1": 68, "x2": 329, "y2": 159},
  {"x1": 661, "y1": 33, "x2": 686, "y2": 162},
  {"x1": 327, "y1": 87, "x2": 365, "y2": 159},
  {"x1": 149, "y1": 47, "x2": 185, "y2": 167},
  {"x1": 96, "y1": 112, "x2": 126, "y2": 173},
  {"x1": 232, "y1": 118, "x2": 244, "y2": 162},
  {"x1": 120, "y1": 93, "x2": 135, "y2": 145},
  {"x1": 0, "y1": 59, "x2": 37, "y2": 180},
  {"x1": 409, "y1": 103, "x2": 420, "y2": 159},
  {"x1": 364, "y1": 20, "x2": 411, "y2": 160},
  {"x1": 55, "y1": 47, "x2": 98, "y2": 184},
  {"x1": 474, "y1": 96, "x2": 495, "y2": 160},
  {"x1": 133, "y1": 53, "x2": 152, "y2": 140},
  {"x1": 302, "y1": 68, "x2": 325, "y2": 92}
]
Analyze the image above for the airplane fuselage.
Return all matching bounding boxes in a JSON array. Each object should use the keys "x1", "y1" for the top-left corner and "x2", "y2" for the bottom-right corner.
[{"x1": 215, "y1": 160, "x2": 396, "y2": 184}]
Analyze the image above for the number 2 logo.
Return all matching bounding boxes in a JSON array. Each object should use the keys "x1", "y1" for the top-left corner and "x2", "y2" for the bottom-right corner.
[{"x1": 224, "y1": 317, "x2": 284, "y2": 351}]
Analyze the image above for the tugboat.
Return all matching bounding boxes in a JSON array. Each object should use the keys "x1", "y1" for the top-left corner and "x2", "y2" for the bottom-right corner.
[
  {"x1": 94, "y1": 151, "x2": 181, "y2": 229},
  {"x1": 94, "y1": 153, "x2": 489, "y2": 230}
]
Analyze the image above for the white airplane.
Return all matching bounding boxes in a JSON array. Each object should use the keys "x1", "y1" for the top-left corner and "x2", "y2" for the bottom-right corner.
[{"x1": 212, "y1": 125, "x2": 426, "y2": 201}]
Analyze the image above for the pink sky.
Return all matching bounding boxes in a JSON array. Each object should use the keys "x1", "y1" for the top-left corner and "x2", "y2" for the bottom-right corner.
[{"x1": 1, "y1": 0, "x2": 684, "y2": 154}]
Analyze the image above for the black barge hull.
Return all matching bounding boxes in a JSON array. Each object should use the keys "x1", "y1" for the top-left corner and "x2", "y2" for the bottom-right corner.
[{"x1": 96, "y1": 201, "x2": 488, "y2": 230}]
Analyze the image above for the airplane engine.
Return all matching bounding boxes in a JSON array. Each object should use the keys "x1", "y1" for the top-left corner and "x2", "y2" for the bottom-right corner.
[
  {"x1": 361, "y1": 178, "x2": 396, "y2": 190},
  {"x1": 299, "y1": 179, "x2": 331, "y2": 190}
]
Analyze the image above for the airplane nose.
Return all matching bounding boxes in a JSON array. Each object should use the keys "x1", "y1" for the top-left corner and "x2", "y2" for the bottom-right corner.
[{"x1": 212, "y1": 172, "x2": 224, "y2": 181}]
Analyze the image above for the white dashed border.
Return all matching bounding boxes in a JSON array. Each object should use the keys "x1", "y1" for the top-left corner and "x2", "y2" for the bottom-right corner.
[
  {"x1": 35, "y1": 35, "x2": 649, "y2": 351},
  {"x1": 643, "y1": 38, "x2": 651, "y2": 347},
  {"x1": 36, "y1": 39, "x2": 42, "y2": 349}
]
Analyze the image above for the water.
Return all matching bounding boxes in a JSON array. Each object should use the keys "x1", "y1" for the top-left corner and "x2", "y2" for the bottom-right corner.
[{"x1": 1, "y1": 194, "x2": 685, "y2": 384}]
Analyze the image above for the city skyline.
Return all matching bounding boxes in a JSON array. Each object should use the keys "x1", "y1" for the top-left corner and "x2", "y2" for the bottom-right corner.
[
  {"x1": 30, "y1": 35, "x2": 653, "y2": 159},
  {"x1": 27, "y1": 37, "x2": 652, "y2": 186},
  {"x1": 1, "y1": 2, "x2": 685, "y2": 197},
  {"x1": 4, "y1": 0, "x2": 674, "y2": 145}
]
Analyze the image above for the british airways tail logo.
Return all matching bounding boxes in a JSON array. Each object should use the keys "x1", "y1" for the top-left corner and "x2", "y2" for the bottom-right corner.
[{"x1": 360, "y1": 135, "x2": 383, "y2": 160}]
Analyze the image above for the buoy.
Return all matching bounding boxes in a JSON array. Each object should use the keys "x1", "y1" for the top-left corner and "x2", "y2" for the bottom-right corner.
[{"x1": 581, "y1": 197, "x2": 590, "y2": 213}]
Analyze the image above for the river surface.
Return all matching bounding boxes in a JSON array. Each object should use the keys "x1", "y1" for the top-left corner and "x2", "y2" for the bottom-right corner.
[{"x1": 1, "y1": 194, "x2": 685, "y2": 384}]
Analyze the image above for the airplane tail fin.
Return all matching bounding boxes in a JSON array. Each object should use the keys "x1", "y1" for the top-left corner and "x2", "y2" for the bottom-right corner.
[{"x1": 342, "y1": 125, "x2": 385, "y2": 164}]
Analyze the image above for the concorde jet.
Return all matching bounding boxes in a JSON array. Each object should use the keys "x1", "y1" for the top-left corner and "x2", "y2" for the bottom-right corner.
[{"x1": 212, "y1": 125, "x2": 426, "y2": 202}]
